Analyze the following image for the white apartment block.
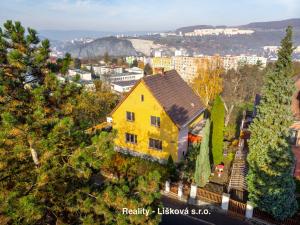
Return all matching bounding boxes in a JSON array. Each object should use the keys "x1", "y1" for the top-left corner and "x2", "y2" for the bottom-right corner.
[
  {"x1": 154, "y1": 50, "x2": 163, "y2": 57},
  {"x1": 94, "y1": 66, "x2": 124, "y2": 75},
  {"x1": 185, "y1": 28, "x2": 254, "y2": 37},
  {"x1": 238, "y1": 55, "x2": 267, "y2": 67},
  {"x1": 99, "y1": 66, "x2": 144, "y2": 86},
  {"x1": 222, "y1": 55, "x2": 240, "y2": 71},
  {"x1": 172, "y1": 56, "x2": 199, "y2": 83},
  {"x1": 222, "y1": 55, "x2": 267, "y2": 70},
  {"x1": 108, "y1": 72, "x2": 144, "y2": 83},
  {"x1": 152, "y1": 55, "x2": 267, "y2": 82},
  {"x1": 295, "y1": 46, "x2": 300, "y2": 53},
  {"x1": 126, "y1": 67, "x2": 144, "y2": 74},
  {"x1": 263, "y1": 46, "x2": 279, "y2": 53},
  {"x1": 68, "y1": 69, "x2": 92, "y2": 81}
]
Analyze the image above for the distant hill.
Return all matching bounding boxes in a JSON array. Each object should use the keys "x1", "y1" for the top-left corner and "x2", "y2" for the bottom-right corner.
[
  {"x1": 176, "y1": 25, "x2": 214, "y2": 34},
  {"x1": 140, "y1": 18, "x2": 300, "y2": 57},
  {"x1": 63, "y1": 36, "x2": 137, "y2": 58},
  {"x1": 176, "y1": 18, "x2": 300, "y2": 33},
  {"x1": 240, "y1": 18, "x2": 300, "y2": 30},
  {"x1": 49, "y1": 18, "x2": 300, "y2": 58},
  {"x1": 39, "y1": 30, "x2": 151, "y2": 41},
  {"x1": 39, "y1": 30, "x2": 116, "y2": 41}
]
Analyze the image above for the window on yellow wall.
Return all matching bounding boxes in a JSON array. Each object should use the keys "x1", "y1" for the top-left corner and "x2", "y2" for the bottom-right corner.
[
  {"x1": 149, "y1": 138, "x2": 162, "y2": 150},
  {"x1": 125, "y1": 133, "x2": 137, "y2": 144},
  {"x1": 126, "y1": 111, "x2": 135, "y2": 121},
  {"x1": 141, "y1": 94, "x2": 144, "y2": 102},
  {"x1": 150, "y1": 116, "x2": 160, "y2": 127}
]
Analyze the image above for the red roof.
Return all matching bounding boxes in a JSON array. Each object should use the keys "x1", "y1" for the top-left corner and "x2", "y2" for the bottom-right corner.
[{"x1": 188, "y1": 133, "x2": 201, "y2": 143}]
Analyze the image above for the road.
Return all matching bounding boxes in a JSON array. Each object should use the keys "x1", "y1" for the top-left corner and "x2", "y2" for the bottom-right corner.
[{"x1": 160, "y1": 195, "x2": 250, "y2": 225}]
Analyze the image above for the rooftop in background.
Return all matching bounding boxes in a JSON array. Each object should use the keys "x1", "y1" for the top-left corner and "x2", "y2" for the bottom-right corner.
[{"x1": 111, "y1": 80, "x2": 137, "y2": 87}]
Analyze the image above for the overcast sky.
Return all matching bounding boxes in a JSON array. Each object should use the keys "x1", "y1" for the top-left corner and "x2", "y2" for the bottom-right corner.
[{"x1": 0, "y1": 0, "x2": 299, "y2": 31}]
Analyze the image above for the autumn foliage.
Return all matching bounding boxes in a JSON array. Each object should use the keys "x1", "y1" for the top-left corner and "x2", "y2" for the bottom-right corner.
[{"x1": 192, "y1": 56, "x2": 224, "y2": 106}]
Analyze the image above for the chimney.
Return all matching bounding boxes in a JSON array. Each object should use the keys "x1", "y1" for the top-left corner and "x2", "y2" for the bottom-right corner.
[{"x1": 156, "y1": 67, "x2": 165, "y2": 75}]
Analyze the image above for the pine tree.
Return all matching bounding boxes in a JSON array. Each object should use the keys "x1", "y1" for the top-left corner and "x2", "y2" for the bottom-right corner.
[
  {"x1": 104, "y1": 51, "x2": 110, "y2": 64},
  {"x1": 211, "y1": 96, "x2": 225, "y2": 165},
  {"x1": 0, "y1": 21, "x2": 86, "y2": 224},
  {"x1": 0, "y1": 21, "x2": 163, "y2": 225},
  {"x1": 131, "y1": 59, "x2": 138, "y2": 67},
  {"x1": 144, "y1": 63, "x2": 153, "y2": 75},
  {"x1": 247, "y1": 26, "x2": 298, "y2": 220},
  {"x1": 194, "y1": 119, "x2": 211, "y2": 187},
  {"x1": 60, "y1": 53, "x2": 72, "y2": 74},
  {"x1": 73, "y1": 58, "x2": 81, "y2": 69}
]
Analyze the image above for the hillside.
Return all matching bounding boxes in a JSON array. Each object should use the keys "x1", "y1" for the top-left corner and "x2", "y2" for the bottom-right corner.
[
  {"x1": 128, "y1": 39, "x2": 163, "y2": 56},
  {"x1": 240, "y1": 18, "x2": 300, "y2": 30},
  {"x1": 50, "y1": 18, "x2": 300, "y2": 58},
  {"x1": 148, "y1": 18, "x2": 300, "y2": 56},
  {"x1": 62, "y1": 37, "x2": 137, "y2": 58}
]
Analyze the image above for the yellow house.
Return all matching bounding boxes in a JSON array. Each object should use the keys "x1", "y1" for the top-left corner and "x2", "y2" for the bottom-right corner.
[{"x1": 110, "y1": 70, "x2": 205, "y2": 163}]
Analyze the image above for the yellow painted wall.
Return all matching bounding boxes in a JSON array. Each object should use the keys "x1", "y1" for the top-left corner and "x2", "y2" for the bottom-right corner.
[{"x1": 112, "y1": 81, "x2": 179, "y2": 161}]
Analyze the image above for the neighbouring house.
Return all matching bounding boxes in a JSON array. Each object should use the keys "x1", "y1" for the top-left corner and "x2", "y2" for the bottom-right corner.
[
  {"x1": 290, "y1": 74, "x2": 300, "y2": 179},
  {"x1": 109, "y1": 70, "x2": 205, "y2": 163},
  {"x1": 111, "y1": 80, "x2": 138, "y2": 93},
  {"x1": 68, "y1": 69, "x2": 92, "y2": 81}
]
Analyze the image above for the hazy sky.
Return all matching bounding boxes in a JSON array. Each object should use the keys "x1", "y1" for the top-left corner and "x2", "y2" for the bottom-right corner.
[{"x1": 0, "y1": 0, "x2": 299, "y2": 31}]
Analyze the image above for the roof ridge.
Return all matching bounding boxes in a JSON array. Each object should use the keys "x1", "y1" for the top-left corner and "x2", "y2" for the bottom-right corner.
[{"x1": 143, "y1": 70, "x2": 205, "y2": 127}]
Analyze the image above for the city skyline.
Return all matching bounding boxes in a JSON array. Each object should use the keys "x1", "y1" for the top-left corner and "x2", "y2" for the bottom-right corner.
[{"x1": 0, "y1": 0, "x2": 300, "y2": 32}]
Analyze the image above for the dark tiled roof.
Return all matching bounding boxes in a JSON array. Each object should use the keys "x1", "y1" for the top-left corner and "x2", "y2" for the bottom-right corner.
[
  {"x1": 143, "y1": 70, "x2": 205, "y2": 127},
  {"x1": 112, "y1": 80, "x2": 137, "y2": 87}
]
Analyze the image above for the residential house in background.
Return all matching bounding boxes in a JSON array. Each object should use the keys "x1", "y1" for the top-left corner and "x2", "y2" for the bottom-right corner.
[
  {"x1": 106, "y1": 70, "x2": 143, "y2": 83},
  {"x1": 111, "y1": 80, "x2": 138, "y2": 93},
  {"x1": 109, "y1": 70, "x2": 205, "y2": 163},
  {"x1": 68, "y1": 69, "x2": 92, "y2": 81}
]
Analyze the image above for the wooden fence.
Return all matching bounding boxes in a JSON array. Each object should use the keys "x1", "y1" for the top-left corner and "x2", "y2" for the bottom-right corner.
[
  {"x1": 197, "y1": 188, "x2": 222, "y2": 205},
  {"x1": 228, "y1": 199, "x2": 246, "y2": 218},
  {"x1": 166, "y1": 182, "x2": 300, "y2": 225}
]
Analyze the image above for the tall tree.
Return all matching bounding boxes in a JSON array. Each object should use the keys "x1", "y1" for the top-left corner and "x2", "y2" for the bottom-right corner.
[
  {"x1": 222, "y1": 64, "x2": 265, "y2": 126},
  {"x1": 144, "y1": 63, "x2": 153, "y2": 75},
  {"x1": 0, "y1": 20, "x2": 163, "y2": 225},
  {"x1": 211, "y1": 96, "x2": 225, "y2": 165},
  {"x1": 74, "y1": 86, "x2": 119, "y2": 128},
  {"x1": 60, "y1": 53, "x2": 72, "y2": 75},
  {"x1": 117, "y1": 57, "x2": 125, "y2": 66},
  {"x1": 103, "y1": 51, "x2": 110, "y2": 64},
  {"x1": 247, "y1": 26, "x2": 298, "y2": 220},
  {"x1": 131, "y1": 59, "x2": 138, "y2": 67},
  {"x1": 192, "y1": 57, "x2": 223, "y2": 106},
  {"x1": 138, "y1": 60, "x2": 145, "y2": 70},
  {"x1": 194, "y1": 119, "x2": 211, "y2": 187},
  {"x1": 73, "y1": 58, "x2": 81, "y2": 69}
]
